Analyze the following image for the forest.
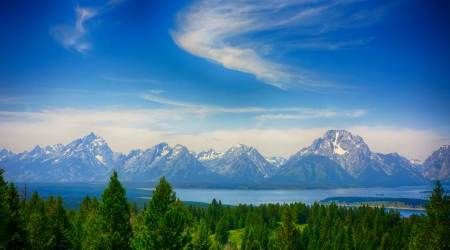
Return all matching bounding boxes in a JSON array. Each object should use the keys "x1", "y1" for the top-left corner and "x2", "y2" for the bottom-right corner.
[{"x1": 0, "y1": 168, "x2": 449, "y2": 250}]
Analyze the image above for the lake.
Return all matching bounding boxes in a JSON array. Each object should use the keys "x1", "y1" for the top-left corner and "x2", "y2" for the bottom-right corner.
[{"x1": 20, "y1": 183, "x2": 448, "y2": 217}]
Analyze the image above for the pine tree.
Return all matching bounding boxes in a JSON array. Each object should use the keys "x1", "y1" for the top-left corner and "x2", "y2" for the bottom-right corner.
[
  {"x1": 411, "y1": 179, "x2": 450, "y2": 249},
  {"x1": 5, "y1": 181, "x2": 29, "y2": 249},
  {"x1": 380, "y1": 232, "x2": 391, "y2": 250},
  {"x1": 214, "y1": 218, "x2": 229, "y2": 245},
  {"x1": 0, "y1": 169, "x2": 9, "y2": 248},
  {"x1": 26, "y1": 191, "x2": 50, "y2": 250},
  {"x1": 191, "y1": 219, "x2": 211, "y2": 250},
  {"x1": 273, "y1": 206, "x2": 302, "y2": 250},
  {"x1": 134, "y1": 176, "x2": 191, "y2": 250},
  {"x1": 47, "y1": 195, "x2": 71, "y2": 250},
  {"x1": 98, "y1": 170, "x2": 133, "y2": 250},
  {"x1": 345, "y1": 226, "x2": 354, "y2": 250}
]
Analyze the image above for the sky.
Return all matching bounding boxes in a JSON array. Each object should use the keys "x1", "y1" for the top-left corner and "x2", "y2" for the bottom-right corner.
[{"x1": 0, "y1": 0, "x2": 449, "y2": 160}]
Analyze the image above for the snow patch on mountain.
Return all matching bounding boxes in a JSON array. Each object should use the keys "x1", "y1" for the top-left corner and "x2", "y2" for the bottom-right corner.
[{"x1": 333, "y1": 131, "x2": 348, "y2": 155}]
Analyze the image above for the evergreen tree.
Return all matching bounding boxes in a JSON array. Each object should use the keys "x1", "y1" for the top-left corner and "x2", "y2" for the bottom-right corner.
[
  {"x1": 47, "y1": 195, "x2": 71, "y2": 250},
  {"x1": 5, "y1": 181, "x2": 29, "y2": 249},
  {"x1": 272, "y1": 206, "x2": 302, "y2": 250},
  {"x1": 134, "y1": 176, "x2": 191, "y2": 250},
  {"x1": 26, "y1": 191, "x2": 50, "y2": 250},
  {"x1": 411, "y1": 179, "x2": 450, "y2": 249},
  {"x1": 98, "y1": 170, "x2": 133, "y2": 250},
  {"x1": 190, "y1": 219, "x2": 211, "y2": 250},
  {"x1": 214, "y1": 218, "x2": 229, "y2": 245},
  {"x1": 380, "y1": 232, "x2": 391, "y2": 250},
  {"x1": 345, "y1": 226, "x2": 354, "y2": 250},
  {"x1": 0, "y1": 169, "x2": 9, "y2": 248}
]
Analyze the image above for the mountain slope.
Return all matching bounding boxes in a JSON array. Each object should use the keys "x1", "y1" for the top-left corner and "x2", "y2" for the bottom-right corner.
[
  {"x1": 2, "y1": 133, "x2": 111, "y2": 182},
  {"x1": 267, "y1": 154, "x2": 354, "y2": 185},
  {"x1": 421, "y1": 145, "x2": 450, "y2": 181},
  {"x1": 197, "y1": 144, "x2": 276, "y2": 183},
  {"x1": 289, "y1": 130, "x2": 426, "y2": 185},
  {"x1": 113, "y1": 143, "x2": 218, "y2": 183}
]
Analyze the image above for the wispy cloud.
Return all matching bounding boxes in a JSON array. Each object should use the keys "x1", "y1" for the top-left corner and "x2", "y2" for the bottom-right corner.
[
  {"x1": 102, "y1": 76, "x2": 163, "y2": 84},
  {"x1": 345, "y1": 109, "x2": 367, "y2": 117},
  {"x1": 141, "y1": 91, "x2": 365, "y2": 120},
  {"x1": 172, "y1": 0, "x2": 394, "y2": 89},
  {"x1": 50, "y1": 0, "x2": 124, "y2": 53}
]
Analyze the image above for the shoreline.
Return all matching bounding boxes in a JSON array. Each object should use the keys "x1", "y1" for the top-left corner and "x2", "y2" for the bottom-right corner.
[{"x1": 320, "y1": 203, "x2": 425, "y2": 211}]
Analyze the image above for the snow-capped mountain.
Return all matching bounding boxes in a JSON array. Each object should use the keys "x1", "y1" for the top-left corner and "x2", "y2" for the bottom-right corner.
[
  {"x1": 292, "y1": 130, "x2": 372, "y2": 178},
  {"x1": 0, "y1": 149, "x2": 15, "y2": 161},
  {"x1": 197, "y1": 144, "x2": 276, "y2": 182},
  {"x1": 370, "y1": 152, "x2": 427, "y2": 185},
  {"x1": 1, "y1": 133, "x2": 112, "y2": 182},
  {"x1": 410, "y1": 159, "x2": 424, "y2": 172},
  {"x1": 267, "y1": 154, "x2": 354, "y2": 185},
  {"x1": 0, "y1": 130, "x2": 443, "y2": 185},
  {"x1": 194, "y1": 149, "x2": 224, "y2": 169},
  {"x1": 421, "y1": 145, "x2": 450, "y2": 181},
  {"x1": 112, "y1": 143, "x2": 218, "y2": 182},
  {"x1": 286, "y1": 130, "x2": 426, "y2": 185},
  {"x1": 265, "y1": 156, "x2": 287, "y2": 168}
]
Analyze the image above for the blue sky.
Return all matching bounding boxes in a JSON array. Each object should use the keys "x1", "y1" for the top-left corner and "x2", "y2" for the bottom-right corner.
[{"x1": 0, "y1": 0, "x2": 449, "y2": 160}]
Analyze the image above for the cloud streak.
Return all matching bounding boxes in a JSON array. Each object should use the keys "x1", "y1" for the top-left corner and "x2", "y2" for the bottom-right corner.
[
  {"x1": 0, "y1": 109, "x2": 447, "y2": 160},
  {"x1": 141, "y1": 92, "x2": 365, "y2": 120},
  {"x1": 172, "y1": 0, "x2": 393, "y2": 89},
  {"x1": 50, "y1": 0, "x2": 124, "y2": 53}
]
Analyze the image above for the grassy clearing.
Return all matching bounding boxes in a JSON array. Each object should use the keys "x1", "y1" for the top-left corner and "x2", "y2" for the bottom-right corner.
[
  {"x1": 225, "y1": 224, "x2": 307, "y2": 249},
  {"x1": 228, "y1": 228, "x2": 245, "y2": 249}
]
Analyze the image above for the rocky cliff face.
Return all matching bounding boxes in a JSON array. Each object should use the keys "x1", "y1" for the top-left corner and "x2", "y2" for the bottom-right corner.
[
  {"x1": 422, "y1": 145, "x2": 450, "y2": 181},
  {"x1": 292, "y1": 130, "x2": 372, "y2": 178},
  {"x1": 196, "y1": 144, "x2": 276, "y2": 183},
  {"x1": 285, "y1": 130, "x2": 427, "y2": 185}
]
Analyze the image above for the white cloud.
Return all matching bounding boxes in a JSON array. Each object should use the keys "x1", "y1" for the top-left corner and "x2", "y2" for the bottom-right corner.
[
  {"x1": 0, "y1": 108, "x2": 447, "y2": 161},
  {"x1": 349, "y1": 126, "x2": 449, "y2": 161},
  {"x1": 50, "y1": 0, "x2": 124, "y2": 53},
  {"x1": 141, "y1": 92, "x2": 365, "y2": 121},
  {"x1": 345, "y1": 109, "x2": 367, "y2": 117},
  {"x1": 172, "y1": 0, "x2": 393, "y2": 89}
]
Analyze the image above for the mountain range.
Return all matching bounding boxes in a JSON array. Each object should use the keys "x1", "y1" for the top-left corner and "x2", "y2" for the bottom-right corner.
[{"x1": 0, "y1": 130, "x2": 449, "y2": 186}]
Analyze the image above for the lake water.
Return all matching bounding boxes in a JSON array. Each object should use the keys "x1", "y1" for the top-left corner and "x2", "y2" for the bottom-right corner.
[{"x1": 22, "y1": 183, "x2": 448, "y2": 217}]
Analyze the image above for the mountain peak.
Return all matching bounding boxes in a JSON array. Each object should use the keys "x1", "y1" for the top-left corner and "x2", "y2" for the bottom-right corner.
[
  {"x1": 230, "y1": 143, "x2": 253, "y2": 152},
  {"x1": 293, "y1": 129, "x2": 372, "y2": 177},
  {"x1": 81, "y1": 132, "x2": 105, "y2": 144},
  {"x1": 421, "y1": 145, "x2": 450, "y2": 181}
]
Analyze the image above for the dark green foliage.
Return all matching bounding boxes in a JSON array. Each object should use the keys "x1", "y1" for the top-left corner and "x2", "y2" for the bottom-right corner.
[
  {"x1": 214, "y1": 218, "x2": 229, "y2": 244},
  {"x1": 410, "y1": 180, "x2": 450, "y2": 249},
  {"x1": 0, "y1": 169, "x2": 9, "y2": 248},
  {"x1": 99, "y1": 170, "x2": 133, "y2": 250},
  {"x1": 1, "y1": 168, "x2": 445, "y2": 250},
  {"x1": 46, "y1": 195, "x2": 71, "y2": 250},
  {"x1": 26, "y1": 191, "x2": 50, "y2": 250},
  {"x1": 271, "y1": 206, "x2": 302, "y2": 249},
  {"x1": 6, "y1": 181, "x2": 29, "y2": 249},
  {"x1": 189, "y1": 219, "x2": 211, "y2": 250},
  {"x1": 134, "y1": 176, "x2": 191, "y2": 250}
]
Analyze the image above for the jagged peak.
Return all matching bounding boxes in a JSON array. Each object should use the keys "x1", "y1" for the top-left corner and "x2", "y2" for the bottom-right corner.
[
  {"x1": 324, "y1": 129, "x2": 352, "y2": 137},
  {"x1": 81, "y1": 132, "x2": 105, "y2": 145},
  {"x1": 231, "y1": 143, "x2": 252, "y2": 151},
  {"x1": 154, "y1": 142, "x2": 170, "y2": 149},
  {"x1": 173, "y1": 144, "x2": 187, "y2": 150}
]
